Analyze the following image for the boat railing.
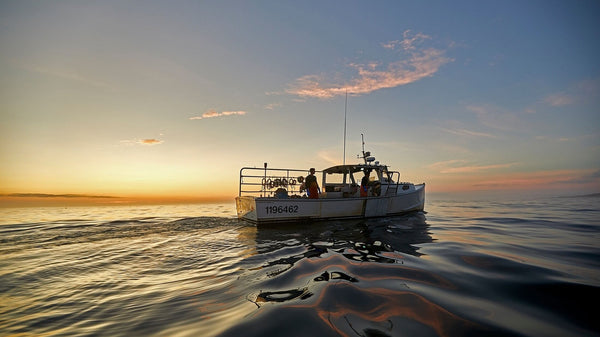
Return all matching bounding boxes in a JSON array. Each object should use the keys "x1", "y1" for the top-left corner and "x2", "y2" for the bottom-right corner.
[{"x1": 238, "y1": 167, "x2": 316, "y2": 197}]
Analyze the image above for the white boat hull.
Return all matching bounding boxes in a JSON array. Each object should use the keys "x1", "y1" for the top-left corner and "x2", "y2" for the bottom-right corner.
[{"x1": 236, "y1": 183, "x2": 425, "y2": 224}]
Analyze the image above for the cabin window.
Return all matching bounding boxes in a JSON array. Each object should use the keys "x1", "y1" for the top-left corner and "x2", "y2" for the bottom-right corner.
[
  {"x1": 381, "y1": 168, "x2": 394, "y2": 183},
  {"x1": 326, "y1": 173, "x2": 346, "y2": 185},
  {"x1": 325, "y1": 172, "x2": 350, "y2": 193},
  {"x1": 369, "y1": 170, "x2": 380, "y2": 184}
]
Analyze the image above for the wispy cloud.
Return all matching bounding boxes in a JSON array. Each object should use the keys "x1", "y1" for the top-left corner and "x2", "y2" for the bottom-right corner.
[
  {"x1": 544, "y1": 92, "x2": 574, "y2": 106},
  {"x1": 472, "y1": 169, "x2": 600, "y2": 189},
  {"x1": 428, "y1": 160, "x2": 517, "y2": 174},
  {"x1": 120, "y1": 138, "x2": 164, "y2": 146},
  {"x1": 189, "y1": 110, "x2": 247, "y2": 120},
  {"x1": 543, "y1": 78, "x2": 600, "y2": 107},
  {"x1": 466, "y1": 104, "x2": 523, "y2": 132},
  {"x1": 286, "y1": 30, "x2": 452, "y2": 99},
  {"x1": 430, "y1": 168, "x2": 600, "y2": 192},
  {"x1": 535, "y1": 135, "x2": 574, "y2": 142},
  {"x1": 22, "y1": 63, "x2": 112, "y2": 89},
  {"x1": 264, "y1": 102, "x2": 282, "y2": 110},
  {"x1": 317, "y1": 150, "x2": 341, "y2": 166},
  {"x1": 382, "y1": 30, "x2": 432, "y2": 51},
  {"x1": 440, "y1": 127, "x2": 496, "y2": 138},
  {"x1": 138, "y1": 139, "x2": 163, "y2": 145}
]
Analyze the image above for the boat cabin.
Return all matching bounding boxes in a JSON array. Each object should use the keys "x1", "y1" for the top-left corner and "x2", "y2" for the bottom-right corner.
[
  {"x1": 238, "y1": 162, "x2": 409, "y2": 199},
  {"x1": 321, "y1": 164, "x2": 403, "y2": 198}
]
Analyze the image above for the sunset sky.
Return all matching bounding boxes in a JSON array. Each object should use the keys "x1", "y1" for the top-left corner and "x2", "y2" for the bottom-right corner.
[{"x1": 1, "y1": 1, "x2": 599, "y2": 203}]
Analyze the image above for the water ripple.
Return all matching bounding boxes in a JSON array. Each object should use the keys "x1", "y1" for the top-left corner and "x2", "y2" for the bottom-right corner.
[{"x1": 1, "y1": 198, "x2": 599, "y2": 337}]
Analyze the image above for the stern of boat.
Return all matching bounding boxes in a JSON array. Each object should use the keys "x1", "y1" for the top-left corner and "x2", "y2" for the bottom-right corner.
[
  {"x1": 235, "y1": 196, "x2": 258, "y2": 222},
  {"x1": 386, "y1": 183, "x2": 425, "y2": 214}
]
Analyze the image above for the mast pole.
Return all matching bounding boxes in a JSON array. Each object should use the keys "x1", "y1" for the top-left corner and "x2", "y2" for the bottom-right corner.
[
  {"x1": 361, "y1": 133, "x2": 366, "y2": 164},
  {"x1": 343, "y1": 89, "x2": 348, "y2": 166}
]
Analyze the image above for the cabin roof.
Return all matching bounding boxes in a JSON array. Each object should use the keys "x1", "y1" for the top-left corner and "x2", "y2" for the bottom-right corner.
[{"x1": 323, "y1": 164, "x2": 387, "y2": 174}]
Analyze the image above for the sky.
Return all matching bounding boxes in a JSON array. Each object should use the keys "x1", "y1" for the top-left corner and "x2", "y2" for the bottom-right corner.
[{"x1": 1, "y1": 0, "x2": 599, "y2": 203}]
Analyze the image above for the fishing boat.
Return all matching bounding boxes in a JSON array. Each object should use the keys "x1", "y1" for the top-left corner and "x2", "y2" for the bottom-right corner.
[{"x1": 235, "y1": 139, "x2": 425, "y2": 224}]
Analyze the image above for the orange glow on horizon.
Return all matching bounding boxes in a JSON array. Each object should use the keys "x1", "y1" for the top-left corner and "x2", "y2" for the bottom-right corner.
[
  {"x1": 0, "y1": 194, "x2": 234, "y2": 208},
  {"x1": 425, "y1": 169, "x2": 599, "y2": 194},
  {"x1": 1, "y1": 168, "x2": 597, "y2": 207}
]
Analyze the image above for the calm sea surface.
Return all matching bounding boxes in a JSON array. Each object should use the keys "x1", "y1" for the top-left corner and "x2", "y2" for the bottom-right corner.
[{"x1": 1, "y1": 195, "x2": 599, "y2": 337}]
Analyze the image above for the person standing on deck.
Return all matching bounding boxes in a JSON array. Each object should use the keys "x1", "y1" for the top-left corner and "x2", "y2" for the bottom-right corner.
[
  {"x1": 305, "y1": 168, "x2": 320, "y2": 199},
  {"x1": 360, "y1": 169, "x2": 371, "y2": 197}
]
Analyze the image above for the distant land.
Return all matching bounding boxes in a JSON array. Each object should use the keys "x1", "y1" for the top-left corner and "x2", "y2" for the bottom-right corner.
[
  {"x1": 0, "y1": 193, "x2": 231, "y2": 207},
  {"x1": 2, "y1": 193, "x2": 117, "y2": 199},
  {"x1": 567, "y1": 192, "x2": 600, "y2": 198}
]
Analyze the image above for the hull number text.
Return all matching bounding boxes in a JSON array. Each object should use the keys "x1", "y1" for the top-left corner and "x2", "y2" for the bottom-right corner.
[{"x1": 266, "y1": 205, "x2": 299, "y2": 214}]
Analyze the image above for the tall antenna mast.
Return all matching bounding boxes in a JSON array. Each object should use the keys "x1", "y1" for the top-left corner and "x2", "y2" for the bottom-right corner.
[
  {"x1": 343, "y1": 89, "x2": 348, "y2": 165},
  {"x1": 361, "y1": 133, "x2": 366, "y2": 163}
]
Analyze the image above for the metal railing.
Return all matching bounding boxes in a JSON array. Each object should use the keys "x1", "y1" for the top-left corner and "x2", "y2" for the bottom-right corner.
[
  {"x1": 238, "y1": 167, "x2": 317, "y2": 197},
  {"x1": 238, "y1": 165, "x2": 410, "y2": 198}
]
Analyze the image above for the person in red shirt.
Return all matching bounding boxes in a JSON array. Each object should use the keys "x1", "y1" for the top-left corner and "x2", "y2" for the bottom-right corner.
[
  {"x1": 360, "y1": 170, "x2": 371, "y2": 197},
  {"x1": 305, "y1": 168, "x2": 320, "y2": 199}
]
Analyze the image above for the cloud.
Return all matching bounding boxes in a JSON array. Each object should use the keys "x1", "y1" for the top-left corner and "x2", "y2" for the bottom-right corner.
[
  {"x1": 264, "y1": 102, "x2": 282, "y2": 110},
  {"x1": 119, "y1": 139, "x2": 164, "y2": 146},
  {"x1": 440, "y1": 127, "x2": 496, "y2": 138},
  {"x1": 535, "y1": 135, "x2": 575, "y2": 142},
  {"x1": 428, "y1": 160, "x2": 517, "y2": 174},
  {"x1": 22, "y1": 63, "x2": 112, "y2": 89},
  {"x1": 381, "y1": 31, "x2": 432, "y2": 51},
  {"x1": 381, "y1": 41, "x2": 400, "y2": 50},
  {"x1": 430, "y1": 168, "x2": 600, "y2": 193},
  {"x1": 138, "y1": 139, "x2": 163, "y2": 145},
  {"x1": 466, "y1": 105, "x2": 523, "y2": 132},
  {"x1": 543, "y1": 79, "x2": 600, "y2": 107},
  {"x1": 471, "y1": 169, "x2": 600, "y2": 189},
  {"x1": 189, "y1": 110, "x2": 247, "y2": 120},
  {"x1": 544, "y1": 92, "x2": 574, "y2": 106},
  {"x1": 286, "y1": 31, "x2": 452, "y2": 99},
  {"x1": 317, "y1": 150, "x2": 341, "y2": 166}
]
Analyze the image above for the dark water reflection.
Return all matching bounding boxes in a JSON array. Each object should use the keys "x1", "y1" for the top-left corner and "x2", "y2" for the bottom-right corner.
[
  {"x1": 221, "y1": 202, "x2": 600, "y2": 337},
  {"x1": 255, "y1": 211, "x2": 432, "y2": 258},
  {"x1": 221, "y1": 213, "x2": 513, "y2": 337},
  {"x1": 245, "y1": 213, "x2": 434, "y2": 308}
]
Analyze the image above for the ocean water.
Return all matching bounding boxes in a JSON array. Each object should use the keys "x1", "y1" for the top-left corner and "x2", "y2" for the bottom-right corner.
[{"x1": 1, "y1": 195, "x2": 599, "y2": 337}]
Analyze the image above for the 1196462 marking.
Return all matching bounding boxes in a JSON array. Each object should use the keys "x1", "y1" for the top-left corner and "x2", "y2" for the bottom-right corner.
[{"x1": 265, "y1": 205, "x2": 299, "y2": 214}]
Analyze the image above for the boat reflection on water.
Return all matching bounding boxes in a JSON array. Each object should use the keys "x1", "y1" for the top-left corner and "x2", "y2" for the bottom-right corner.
[
  {"x1": 219, "y1": 212, "x2": 465, "y2": 337},
  {"x1": 222, "y1": 209, "x2": 534, "y2": 337},
  {"x1": 247, "y1": 211, "x2": 433, "y2": 303},
  {"x1": 241, "y1": 211, "x2": 432, "y2": 291},
  {"x1": 253, "y1": 211, "x2": 432, "y2": 259}
]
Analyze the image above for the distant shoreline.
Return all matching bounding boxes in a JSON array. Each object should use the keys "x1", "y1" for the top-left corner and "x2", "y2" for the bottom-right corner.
[
  {"x1": 0, "y1": 193, "x2": 233, "y2": 207},
  {"x1": 2, "y1": 193, "x2": 117, "y2": 199}
]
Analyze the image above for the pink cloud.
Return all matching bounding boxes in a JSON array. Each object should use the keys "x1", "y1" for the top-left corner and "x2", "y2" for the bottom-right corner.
[
  {"x1": 189, "y1": 110, "x2": 247, "y2": 120},
  {"x1": 120, "y1": 138, "x2": 164, "y2": 146},
  {"x1": 430, "y1": 169, "x2": 600, "y2": 193},
  {"x1": 381, "y1": 31, "x2": 432, "y2": 51},
  {"x1": 472, "y1": 169, "x2": 600, "y2": 189},
  {"x1": 428, "y1": 160, "x2": 517, "y2": 174},
  {"x1": 137, "y1": 139, "x2": 163, "y2": 145},
  {"x1": 286, "y1": 31, "x2": 452, "y2": 99},
  {"x1": 542, "y1": 79, "x2": 599, "y2": 107},
  {"x1": 440, "y1": 127, "x2": 496, "y2": 138}
]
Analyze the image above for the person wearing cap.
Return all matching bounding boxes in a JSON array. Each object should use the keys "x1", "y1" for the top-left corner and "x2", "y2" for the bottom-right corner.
[{"x1": 305, "y1": 168, "x2": 320, "y2": 199}]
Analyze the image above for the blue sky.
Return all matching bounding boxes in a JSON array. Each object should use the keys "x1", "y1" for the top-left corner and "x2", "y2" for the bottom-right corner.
[{"x1": 1, "y1": 0, "x2": 599, "y2": 199}]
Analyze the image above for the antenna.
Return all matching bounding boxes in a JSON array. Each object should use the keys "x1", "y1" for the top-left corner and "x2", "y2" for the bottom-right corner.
[
  {"x1": 361, "y1": 133, "x2": 365, "y2": 163},
  {"x1": 360, "y1": 133, "x2": 373, "y2": 165},
  {"x1": 343, "y1": 89, "x2": 348, "y2": 166}
]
